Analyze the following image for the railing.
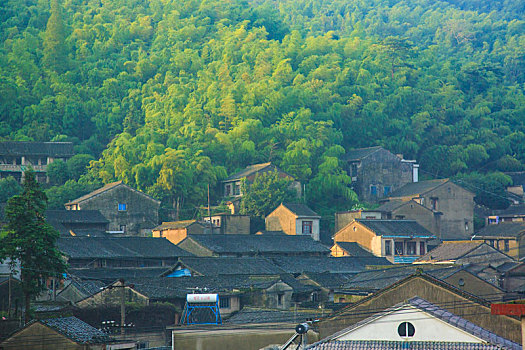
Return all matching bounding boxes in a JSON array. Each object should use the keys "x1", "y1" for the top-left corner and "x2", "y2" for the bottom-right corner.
[{"x1": 0, "y1": 164, "x2": 47, "y2": 171}]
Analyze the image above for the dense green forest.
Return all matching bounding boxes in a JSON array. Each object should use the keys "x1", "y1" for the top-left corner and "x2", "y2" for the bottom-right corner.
[{"x1": 1, "y1": 0, "x2": 524, "y2": 217}]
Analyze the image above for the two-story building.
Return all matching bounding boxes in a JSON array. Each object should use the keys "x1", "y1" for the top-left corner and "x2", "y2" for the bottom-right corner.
[
  {"x1": 333, "y1": 219, "x2": 436, "y2": 264},
  {"x1": 65, "y1": 181, "x2": 160, "y2": 236},
  {"x1": 385, "y1": 179, "x2": 475, "y2": 240},
  {"x1": 265, "y1": 203, "x2": 321, "y2": 241},
  {"x1": 342, "y1": 146, "x2": 419, "y2": 203},
  {"x1": 0, "y1": 141, "x2": 74, "y2": 183}
]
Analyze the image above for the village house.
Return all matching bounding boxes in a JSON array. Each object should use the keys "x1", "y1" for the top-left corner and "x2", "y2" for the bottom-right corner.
[
  {"x1": 504, "y1": 171, "x2": 525, "y2": 204},
  {"x1": 202, "y1": 213, "x2": 251, "y2": 234},
  {"x1": 46, "y1": 210, "x2": 109, "y2": 237},
  {"x1": 0, "y1": 316, "x2": 135, "y2": 350},
  {"x1": 333, "y1": 219, "x2": 436, "y2": 263},
  {"x1": 317, "y1": 273, "x2": 522, "y2": 343},
  {"x1": 474, "y1": 221, "x2": 525, "y2": 259},
  {"x1": 267, "y1": 255, "x2": 391, "y2": 275},
  {"x1": 265, "y1": 203, "x2": 321, "y2": 241},
  {"x1": 485, "y1": 204, "x2": 525, "y2": 225},
  {"x1": 384, "y1": 178, "x2": 475, "y2": 240},
  {"x1": 177, "y1": 234, "x2": 330, "y2": 257},
  {"x1": 342, "y1": 146, "x2": 419, "y2": 203},
  {"x1": 152, "y1": 220, "x2": 211, "y2": 245},
  {"x1": 65, "y1": 181, "x2": 160, "y2": 236},
  {"x1": 416, "y1": 241, "x2": 515, "y2": 266},
  {"x1": 58, "y1": 236, "x2": 193, "y2": 268},
  {"x1": 308, "y1": 296, "x2": 521, "y2": 350},
  {"x1": 0, "y1": 141, "x2": 74, "y2": 183}
]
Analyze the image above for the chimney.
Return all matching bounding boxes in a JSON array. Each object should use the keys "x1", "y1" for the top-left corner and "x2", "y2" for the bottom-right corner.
[{"x1": 413, "y1": 164, "x2": 419, "y2": 183}]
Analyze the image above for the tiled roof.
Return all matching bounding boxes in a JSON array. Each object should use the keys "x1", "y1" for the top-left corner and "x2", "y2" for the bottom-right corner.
[
  {"x1": 356, "y1": 219, "x2": 434, "y2": 238},
  {"x1": 374, "y1": 200, "x2": 407, "y2": 212},
  {"x1": 342, "y1": 266, "x2": 461, "y2": 291},
  {"x1": 39, "y1": 316, "x2": 110, "y2": 344},
  {"x1": 309, "y1": 297, "x2": 521, "y2": 350},
  {"x1": 504, "y1": 172, "x2": 525, "y2": 186},
  {"x1": 185, "y1": 234, "x2": 330, "y2": 255},
  {"x1": 68, "y1": 279, "x2": 107, "y2": 297},
  {"x1": 127, "y1": 275, "x2": 286, "y2": 299},
  {"x1": 224, "y1": 162, "x2": 274, "y2": 181},
  {"x1": 66, "y1": 181, "x2": 159, "y2": 205},
  {"x1": 283, "y1": 203, "x2": 320, "y2": 217},
  {"x1": 46, "y1": 210, "x2": 109, "y2": 224},
  {"x1": 58, "y1": 237, "x2": 193, "y2": 259},
  {"x1": 68, "y1": 267, "x2": 171, "y2": 281},
  {"x1": 307, "y1": 340, "x2": 508, "y2": 349},
  {"x1": 388, "y1": 179, "x2": 449, "y2": 198},
  {"x1": 417, "y1": 242, "x2": 484, "y2": 262},
  {"x1": 268, "y1": 256, "x2": 390, "y2": 274},
  {"x1": 225, "y1": 307, "x2": 323, "y2": 324},
  {"x1": 301, "y1": 272, "x2": 355, "y2": 289},
  {"x1": 475, "y1": 222, "x2": 525, "y2": 237},
  {"x1": 335, "y1": 242, "x2": 374, "y2": 257},
  {"x1": 494, "y1": 204, "x2": 525, "y2": 217},
  {"x1": 153, "y1": 220, "x2": 201, "y2": 230},
  {"x1": 343, "y1": 146, "x2": 383, "y2": 161},
  {"x1": 0, "y1": 141, "x2": 74, "y2": 157},
  {"x1": 173, "y1": 257, "x2": 285, "y2": 276}
]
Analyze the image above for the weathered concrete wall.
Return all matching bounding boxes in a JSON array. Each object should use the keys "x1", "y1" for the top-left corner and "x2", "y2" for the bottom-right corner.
[
  {"x1": 391, "y1": 201, "x2": 440, "y2": 236},
  {"x1": 318, "y1": 276, "x2": 521, "y2": 343},
  {"x1": 266, "y1": 205, "x2": 295, "y2": 235},
  {"x1": 348, "y1": 149, "x2": 413, "y2": 203},
  {"x1": 76, "y1": 184, "x2": 160, "y2": 236},
  {"x1": 172, "y1": 327, "x2": 320, "y2": 350},
  {"x1": 333, "y1": 222, "x2": 378, "y2": 255},
  {"x1": 334, "y1": 211, "x2": 362, "y2": 233},
  {"x1": 422, "y1": 183, "x2": 474, "y2": 240},
  {"x1": 443, "y1": 270, "x2": 504, "y2": 301},
  {"x1": 222, "y1": 215, "x2": 250, "y2": 234},
  {"x1": 76, "y1": 285, "x2": 148, "y2": 308}
]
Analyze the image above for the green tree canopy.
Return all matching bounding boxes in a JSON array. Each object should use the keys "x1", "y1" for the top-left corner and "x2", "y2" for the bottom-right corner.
[{"x1": 0, "y1": 169, "x2": 67, "y2": 322}]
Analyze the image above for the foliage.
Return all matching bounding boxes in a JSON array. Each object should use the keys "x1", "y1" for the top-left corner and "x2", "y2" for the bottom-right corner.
[
  {"x1": 0, "y1": 176, "x2": 22, "y2": 203},
  {"x1": 0, "y1": 170, "x2": 67, "y2": 322},
  {"x1": 240, "y1": 170, "x2": 298, "y2": 218},
  {"x1": 454, "y1": 172, "x2": 512, "y2": 209}
]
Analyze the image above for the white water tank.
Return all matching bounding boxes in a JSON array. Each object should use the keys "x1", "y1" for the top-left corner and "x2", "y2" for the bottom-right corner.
[{"x1": 186, "y1": 294, "x2": 218, "y2": 303}]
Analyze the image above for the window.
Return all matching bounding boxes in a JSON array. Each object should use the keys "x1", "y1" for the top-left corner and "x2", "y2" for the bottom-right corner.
[
  {"x1": 397, "y1": 322, "x2": 415, "y2": 338},
  {"x1": 394, "y1": 241, "x2": 404, "y2": 255},
  {"x1": 465, "y1": 221, "x2": 469, "y2": 232},
  {"x1": 406, "y1": 241, "x2": 417, "y2": 255},
  {"x1": 311, "y1": 292, "x2": 319, "y2": 302},
  {"x1": 430, "y1": 198, "x2": 438, "y2": 211},
  {"x1": 504, "y1": 240, "x2": 510, "y2": 252},
  {"x1": 370, "y1": 185, "x2": 377, "y2": 196},
  {"x1": 225, "y1": 184, "x2": 231, "y2": 196},
  {"x1": 234, "y1": 183, "x2": 241, "y2": 196},
  {"x1": 302, "y1": 221, "x2": 313, "y2": 234},
  {"x1": 419, "y1": 242, "x2": 426, "y2": 255},
  {"x1": 384, "y1": 240, "x2": 392, "y2": 256},
  {"x1": 383, "y1": 186, "x2": 391, "y2": 196},
  {"x1": 351, "y1": 164, "x2": 358, "y2": 177},
  {"x1": 219, "y1": 297, "x2": 230, "y2": 309},
  {"x1": 277, "y1": 293, "x2": 284, "y2": 306},
  {"x1": 118, "y1": 203, "x2": 127, "y2": 211}
]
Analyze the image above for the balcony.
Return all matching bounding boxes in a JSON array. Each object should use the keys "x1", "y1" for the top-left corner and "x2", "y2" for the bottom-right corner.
[{"x1": 0, "y1": 164, "x2": 47, "y2": 172}]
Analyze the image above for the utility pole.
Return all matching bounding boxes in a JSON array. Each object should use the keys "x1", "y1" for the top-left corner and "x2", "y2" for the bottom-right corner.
[
  {"x1": 120, "y1": 279, "x2": 126, "y2": 336},
  {"x1": 8, "y1": 273, "x2": 12, "y2": 318},
  {"x1": 208, "y1": 183, "x2": 212, "y2": 233}
]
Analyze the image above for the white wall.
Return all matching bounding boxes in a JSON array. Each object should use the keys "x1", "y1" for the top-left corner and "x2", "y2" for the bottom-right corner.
[
  {"x1": 295, "y1": 218, "x2": 320, "y2": 241},
  {"x1": 337, "y1": 305, "x2": 484, "y2": 343}
]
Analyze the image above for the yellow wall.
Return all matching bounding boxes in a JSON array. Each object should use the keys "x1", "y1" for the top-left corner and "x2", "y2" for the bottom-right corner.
[
  {"x1": 330, "y1": 244, "x2": 350, "y2": 257},
  {"x1": 265, "y1": 204, "x2": 296, "y2": 235},
  {"x1": 333, "y1": 221, "x2": 380, "y2": 255},
  {"x1": 152, "y1": 228, "x2": 188, "y2": 245}
]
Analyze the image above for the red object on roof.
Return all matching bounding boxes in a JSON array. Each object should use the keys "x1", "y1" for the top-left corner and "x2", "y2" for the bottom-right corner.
[{"x1": 491, "y1": 303, "x2": 525, "y2": 316}]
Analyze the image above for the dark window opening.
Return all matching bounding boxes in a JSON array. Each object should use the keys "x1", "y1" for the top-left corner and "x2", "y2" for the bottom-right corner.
[
  {"x1": 395, "y1": 241, "x2": 404, "y2": 255},
  {"x1": 385, "y1": 240, "x2": 392, "y2": 256},
  {"x1": 118, "y1": 203, "x2": 127, "y2": 211},
  {"x1": 370, "y1": 185, "x2": 377, "y2": 196},
  {"x1": 504, "y1": 240, "x2": 510, "y2": 252},
  {"x1": 302, "y1": 221, "x2": 313, "y2": 234},
  {"x1": 220, "y1": 297, "x2": 230, "y2": 309},
  {"x1": 419, "y1": 242, "x2": 425, "y2": 255},
  {"x1": 406, "y1": 241, "x2": 416, "y2": 255},
  {"x1": 278, "y1": 293, "x2": 284, "y2": 306},
  {"x1": 398, "y1": 322, "x2": 415, "y2": 337},
  {"x1": 384, "y1": 186, "x2": 391, "y2": 196}
]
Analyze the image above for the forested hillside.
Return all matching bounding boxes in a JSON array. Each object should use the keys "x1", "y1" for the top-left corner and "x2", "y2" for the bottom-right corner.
[{"x1": 1, "y1": 0, "x2": 524, "y2": 216}]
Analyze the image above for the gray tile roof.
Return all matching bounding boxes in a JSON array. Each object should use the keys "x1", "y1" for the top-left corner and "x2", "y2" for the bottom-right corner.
[
  {"x1": 388, "y1": 179, "x2": 449, "y2": 198},
  {"x1": 225, "y1": 307, "x2": 323, "y2": 324},
  {"x1": 417, "y1": 242, "x2": 484, "y2": 262},
  {"x1": 224, "y1": 162, "x2": 277, "y2": 181},
  {"x1": 307, "y1": 340, "x2": 508, "y2": 349},
  {"x1": 334, "y1": 242, "x2": 374, "y2": 257},
  {"x1": 68, "y1": 267, "x2": 171, "y2": 281},
  {"x1": 268, "y1": 256, "x2": 391, "y2": 274},
  {"x1": 66, "y1": 181, "x2": 159, "y2": 205},
  {"x1": 46, "y1": 210, "x2": 108, "y2": 224},
  {"x1": 39, "y1": 316, "x2": 110, "y2": 344},
  {"x1": 58, "y1": 237, "x2": 193, "y2": 259},
  {"x1": 494, "y1": 204, "x2": 525, "y2": 217},
  {"x1": 308, "y1": 297, "x2": 521, "y2": 350},
  {"x1": 505, "y1": 172, "x2": 525, "y2": 186},
  {"x1": 356, "y1": 219, "x2": 435, "y2": 238},
  {"x1": 185, "y1": 234, "x2": 330, "y2": 255},
  {"x1": 301, "y1": 272, "x2": 356, "y2": 290},
  {"x1": 343, "y1": 146, "x2": 383, "y2": 161},
  {"x1": 0, "y1": 141, "x2": 74, "y2": 157},
  {"x1": 173, "y1": 257, "x2": 285, "y2": 276},
  {"x1": 282, "y1": 203, "x2": 320, "y2": 217},
  {"x1": 154, "y1": 220, "x2": 202, "y2": 230},
  {"x1": 475, "y1": 222, "x2": 525, "y2": 237}
]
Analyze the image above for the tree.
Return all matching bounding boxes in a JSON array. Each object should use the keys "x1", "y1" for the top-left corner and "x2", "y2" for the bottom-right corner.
[
  {"x1": 240, "y1": 170, "x2": 297, "y2": 219},
  {"x1": 0, "y1": 176, "x2": 22, "y2": 203},
  {"x1": 42, "y1": 0, "x2": 68, "y2": 73},
  {"x1": 0, "y1": 169, "x2": 67, "y2": 322},
  {"x1": 47, "y1": 159, "x2": 69, "y2": 185}
]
